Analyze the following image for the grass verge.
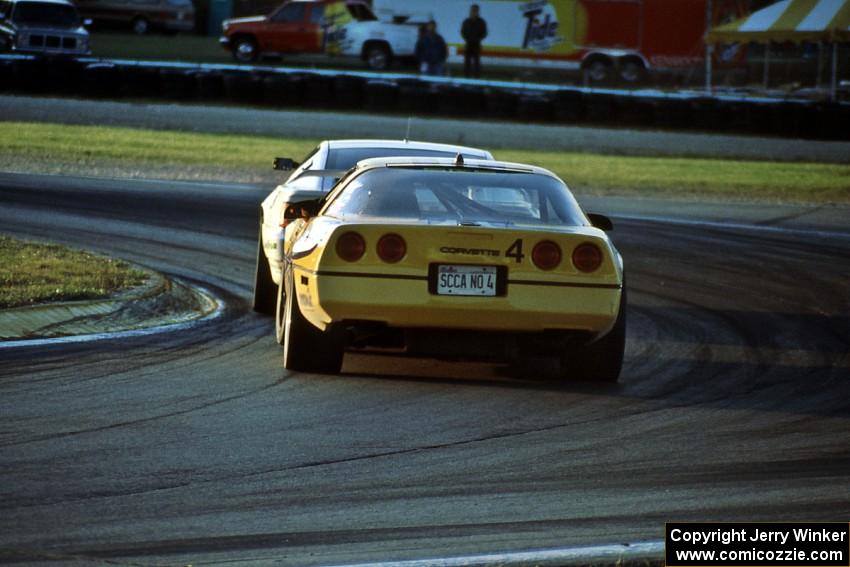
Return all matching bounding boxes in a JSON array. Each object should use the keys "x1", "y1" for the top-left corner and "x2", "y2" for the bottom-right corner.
[
  {"x1": 1, "y1": 121, "x2": 849, "y2": 203},
  {"x1": 0, "y1": 235, "x2": 148, "y2": 308}
]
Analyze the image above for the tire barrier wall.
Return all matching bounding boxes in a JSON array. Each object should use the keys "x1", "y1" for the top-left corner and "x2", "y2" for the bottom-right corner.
[{"x1": 1, "y1": 55, "x2": 848, "y2": 141}]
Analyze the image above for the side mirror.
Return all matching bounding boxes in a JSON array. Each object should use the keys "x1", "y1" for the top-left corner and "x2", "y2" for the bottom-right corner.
[
  {"x1": 284, "y1": 198, "x2": 322, "y2": 221},
  {"x1": 587, "y1": 213, "x2": 613, "y2": 231},
  {"x1": 273, "y1": 157, "x2": 299, "y2": 171}
]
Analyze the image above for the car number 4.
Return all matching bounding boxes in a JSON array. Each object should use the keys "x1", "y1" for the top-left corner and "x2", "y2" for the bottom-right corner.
[{"x1": 506, "y1": 239, "x2": 525, "y2": 263}]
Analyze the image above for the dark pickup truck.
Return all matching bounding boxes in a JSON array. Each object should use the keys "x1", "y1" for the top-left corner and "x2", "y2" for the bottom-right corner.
[{"x1": 0, "y1": 0, "x2": 90, "y2": 55}]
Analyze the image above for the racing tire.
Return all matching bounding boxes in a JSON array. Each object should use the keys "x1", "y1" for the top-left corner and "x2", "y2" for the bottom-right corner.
[
  {"x1": 277, "y1": 264, "x2": 344, "y2": 374},
  {"x1": 232, "y1": 36, "x2": 258, "y2": 63},
  {"x1": 560, "y1": 283, "x2": 626, "y2": 383},
  {"x1": 132, "y1": 16, "x2": 149, "y2": 35},
  {"x1": 252, "y1": 224, "x2": 276, "y2": 315}
]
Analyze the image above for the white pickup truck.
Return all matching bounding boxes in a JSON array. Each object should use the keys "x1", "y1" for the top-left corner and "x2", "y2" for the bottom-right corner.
[{"x1": 220, "y1": 0, "x2": 417, "y2": 70}]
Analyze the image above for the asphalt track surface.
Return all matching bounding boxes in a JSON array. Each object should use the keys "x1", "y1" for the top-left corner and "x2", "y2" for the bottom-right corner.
[{"x1": 1, "y1": 172, "x2": 849, "y2": 566}]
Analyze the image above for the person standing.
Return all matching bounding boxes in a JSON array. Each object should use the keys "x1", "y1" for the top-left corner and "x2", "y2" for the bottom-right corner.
[
  {"x1": 461, "y1": 4, "x2": 487, "y2": 78},
  {"x1": 415, "y1": 20, "x2": 448, "y2": 76}
]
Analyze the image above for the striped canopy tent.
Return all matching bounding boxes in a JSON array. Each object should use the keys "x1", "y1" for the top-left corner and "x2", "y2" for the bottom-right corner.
[
  {"x1": 705, "y1": 0, "x2": 850, "y2": 98},
  {"x1": 706, "y1": 0, "x2": 850, "y2": 43}
]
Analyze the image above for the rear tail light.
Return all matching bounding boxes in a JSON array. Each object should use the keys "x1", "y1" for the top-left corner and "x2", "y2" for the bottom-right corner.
[
  {"x1": 531, "y1": 240, "x2": 561, "y2": 270},
  {"x1": 572, "y1": 242, "x2": 603, "y2": 273},
  {"x1": 336, "y1": 231, "x2": 366, "y2": 262},
  {"x1": 376, "y1": 233, "x2": 406, "y2": 263}
]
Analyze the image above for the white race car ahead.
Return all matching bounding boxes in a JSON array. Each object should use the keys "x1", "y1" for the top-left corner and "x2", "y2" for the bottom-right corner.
[{"x1": 252, "y1": 139, "x2": 495, "y2": 314}]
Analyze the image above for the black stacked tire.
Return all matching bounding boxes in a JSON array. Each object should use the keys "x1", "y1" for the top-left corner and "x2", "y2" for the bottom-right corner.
[
  {"x1": 302, "y1": 73, "x2": 334, "y2": 108},
  {"x1": 618, "y1": 96, "x2": 655, "y2": 127},
  {"x1": 196, "y1": 71, "x2": 225, "y2": 100},
  {"x1": 0, "y1": 59, "x2": 13, "y2": 92},
  {"x1": 81, "y1": 63, "x2": 123, "y2": 98},
  {"x1": 516, "y1": 93, "x2": 553, "y2": 122},
  {"x1": 552, "y1": 89, "x2": 583, "y2": 123},
  {"x1": 159, "y1": 68, "x2": 196, "y2": 100},
  {"x1": 364, "y1": 79, "x2": 398, "y2": 112},
  {"x1": 485, "y1": 88, "x2": 518, "y2": 120},
  {"x1": 223, "y1": 71, "x2": 263, "y2": 103},
  {"x1": 584, "y1": 93, "x2": 620, "y2": 124},
  {"x1": 333, "y1": 74, "x2": 364, "y2": 108},
  {"x1": 122, "y1": 65, "x2": 161, "y2": 98},
  {"x1": 12, "y1": 58, "x2": 52, "y2": 93},
  {"x1": 396, "y1": 79, "x2": 432, "y2": 114}
]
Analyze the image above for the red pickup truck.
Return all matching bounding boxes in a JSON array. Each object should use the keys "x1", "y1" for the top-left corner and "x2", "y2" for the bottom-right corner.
[{"x1": 219, "y1": 0, "x2": 417, "y2": 69}]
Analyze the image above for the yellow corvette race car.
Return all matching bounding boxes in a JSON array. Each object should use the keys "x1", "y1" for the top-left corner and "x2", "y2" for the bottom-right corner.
[{"x1": 272, "y1": 156, "x2": 626, "y2": 382}]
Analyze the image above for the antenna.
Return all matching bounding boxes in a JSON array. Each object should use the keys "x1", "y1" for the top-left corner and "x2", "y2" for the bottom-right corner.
[{"x1": 405, "y1": 117, "x2": 412, "y2": 142}]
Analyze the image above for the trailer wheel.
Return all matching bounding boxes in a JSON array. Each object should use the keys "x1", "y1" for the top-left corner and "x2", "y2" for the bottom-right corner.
[
  {"x1": 583, "y1": 57, "x2": 613, "y2": 83},
  {"x1": 619, "y1": 58, "x2": 647, "y2": 83}
]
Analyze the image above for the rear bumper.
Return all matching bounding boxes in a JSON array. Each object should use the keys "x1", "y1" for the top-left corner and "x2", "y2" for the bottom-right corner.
[{"x1": 295, "y1": 266, "x2": 621, "y2": 336}]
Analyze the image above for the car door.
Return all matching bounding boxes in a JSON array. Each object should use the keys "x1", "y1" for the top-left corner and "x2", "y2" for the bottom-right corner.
[{"x1": 262, "y1": 1, "x2": 318, "y2": 54}]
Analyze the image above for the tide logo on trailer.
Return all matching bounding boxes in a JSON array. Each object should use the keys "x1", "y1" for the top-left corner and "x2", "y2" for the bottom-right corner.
[{"x1": 520, "y1": 0, "x2": 563, "y2": 50}]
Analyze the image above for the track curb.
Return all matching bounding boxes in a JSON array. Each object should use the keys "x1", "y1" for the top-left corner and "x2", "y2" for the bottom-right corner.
[{"x1": 0, "y1": 268, "x2": 218, "y2": 341}]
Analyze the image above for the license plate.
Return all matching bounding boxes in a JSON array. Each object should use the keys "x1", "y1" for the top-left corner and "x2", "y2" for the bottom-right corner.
[{"x1": 436, "y1": 265, "x2": 497, "y2": 296}]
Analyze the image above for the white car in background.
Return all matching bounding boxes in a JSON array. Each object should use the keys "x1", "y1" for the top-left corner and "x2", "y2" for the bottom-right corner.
[{"x1": 252, "y1": 139, "x2": 495, "y2": 314}]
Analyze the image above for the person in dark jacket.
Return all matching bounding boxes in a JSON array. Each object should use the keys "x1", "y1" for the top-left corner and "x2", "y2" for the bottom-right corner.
[
  {"x1": 415, "y1": 20, "x2": 448, "y2": 76},
  {"x1": 461, "y1": 4, "x2": 487, "y2": 78}
]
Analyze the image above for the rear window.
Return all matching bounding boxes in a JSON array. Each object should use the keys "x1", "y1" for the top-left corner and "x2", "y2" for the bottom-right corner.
[
  {"x1": 323, "y1": 167, "x2": 588, "y2": 227},
  {"x1": 325, "y1": 147, "x2": 487, "y2": 170},
  {"x1": 13, "y1": 1, "x2": 79, "y2": 26}
]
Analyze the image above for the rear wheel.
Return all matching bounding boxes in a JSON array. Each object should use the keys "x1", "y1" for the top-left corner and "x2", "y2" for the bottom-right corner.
[
  {"x1": 252, "y1": 224, "x2": 276, "y2": 315},
  {"x1": 560, "y1": 283, "x2": 626, "y2": 383},
  {"x1": 365, "y1": 43, "x2": 391, "y2": 70},
  {"x1": 277, "y1": 263, "x2": 344, "y2": 373},
  {"x1": 619, "y1": 58, "x2": 647, "y2": 83}
]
